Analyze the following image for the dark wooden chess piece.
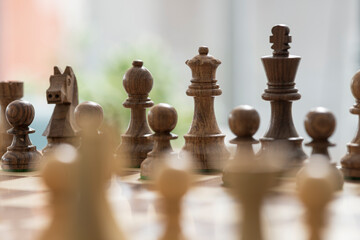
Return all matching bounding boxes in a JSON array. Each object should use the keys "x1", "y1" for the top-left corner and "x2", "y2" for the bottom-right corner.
[
  {"x1": 341, "y1": 70, "x2": 360, "y2": 179},
  {"x1": 297, "y1": 107, "x2": 343, "y2": 190},
  {"x1": 115, "y1": 60, "x2": 154, "y2": 168},
  {"x1": 141, "y1": 103, "x2": 178, "y2": 180},
  {"x1": 1, "y1": 100, "x2": 42, "y2": 171},
  {"x1": 42, "y1": 66, "x2": 79, "y2": 154},
  {"x1": 259, "y1": 24, "x2": 307, "y2": 167},
  {"x1": 0, "y1": 81, "x2": 23, "y2": 157},
  {"x1": 181, "y1": 46, "x2": 229, "y2": 171},
  {"x1": 74, "y1": 101, "x2": 104, "y2": 137},
  {"x1": 222, "y1": 105, "x2": 260, "y2": 185}
]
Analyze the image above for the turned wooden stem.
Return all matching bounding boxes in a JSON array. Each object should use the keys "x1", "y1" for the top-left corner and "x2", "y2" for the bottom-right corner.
[{"x1": 126, "y1": 107, "x2": 151, "y2": 136}]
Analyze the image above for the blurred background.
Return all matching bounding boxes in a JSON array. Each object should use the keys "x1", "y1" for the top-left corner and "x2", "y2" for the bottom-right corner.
[{"x1": 0, "y1": 0, "x2": 359, "y2": 162}]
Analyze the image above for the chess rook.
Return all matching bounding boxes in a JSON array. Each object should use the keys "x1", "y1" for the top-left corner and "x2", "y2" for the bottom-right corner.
[
  {"x1": 0, "y1": 81, "x2": 23, "y2": 157},
  {"x1": 223, "y1": 105, "x2": 260, "y2": 185},
  {"x1": 259, "y1": 25, "x2": 307, "y2": 167},
  {"x1": 140, "y1": 103, "x2": 178, "y2": 180},
  {"x1": 1, "y1": 100, "x2": 42, "y2": 171},
  {"x1": 42, "y1": 66, "x2": 80, "y2": 154},
  {"x1": 115, "y1": 60, "x2": 154, "y2": 168},
  {"x1": 181, "y1": 46, "x2": 229, "y2": 171},
  {"x1": 341, "y1": 70, "x2": 360, "y2": 179}
]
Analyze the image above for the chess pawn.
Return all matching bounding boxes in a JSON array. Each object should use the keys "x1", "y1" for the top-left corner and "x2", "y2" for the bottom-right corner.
[
  {"x1": 222, "y1": 105, "x2": 260, "y2": 185},
  {"x1": 156, "y1": 165, "x2": 191, "y2": 240},
  {"x1": 115, "y1": 60, "x2": 154, "y2": 168},
  {"x1": 0, "y1": 81, "x2": 23, "y2": 157},
  {"x1": 298, "y1": 157, "x2": 335, "y2": 240},
  {"x1": 181, "y1": 46, "x2": 230, "y2": 171},
  {"x1": 297, "y1": 107, "x2": 343, "y2": 190},
  {"x1": 341, "y1": 70, "x2": 360, "y2": 179},
  {"x1": 1, "y1": 100, "x2": 42, "y2": 171},
  {"x1": 74, "y1": 101, "x2": 104, "y2": 137},
  {"x1": 259, "y1": 24, "x2": 307, "y2": 167},
  {"x1": 140, "y1": 103, "x2": 178, "y2": 180}
]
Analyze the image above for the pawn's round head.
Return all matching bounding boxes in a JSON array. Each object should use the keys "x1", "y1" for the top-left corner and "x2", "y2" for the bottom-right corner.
[
  {"x1": 75, "y1": 101, "x2": 104, "y2": 130},
  {"x1": 228, "y1": 105, "x2": 260, "y2": 138},
  {"x1": 148, "y1": 103, "x2": 177, "y2": 133},
  {"x1": 351, "y1": 70, "x2": 360, "y2": 101},
  {"x1": 6, "y1": 100, "x2": 35, "y2": 128},
  {"x1": 304, "y1": 107, "x2": 335, "y2": 140}
]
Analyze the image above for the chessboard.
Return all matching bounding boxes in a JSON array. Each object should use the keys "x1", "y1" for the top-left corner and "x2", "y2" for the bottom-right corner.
[{"x1": 0, "y1": 169, "x2": 359, "y2": 240}]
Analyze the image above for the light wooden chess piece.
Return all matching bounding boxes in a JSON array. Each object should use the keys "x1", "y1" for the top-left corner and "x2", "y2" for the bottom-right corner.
[
  {"x1": 115, "y1": 60, "x2": 154, "y2": 168},
  {"x1": 258, "y1": 24, "x2": 307, "y2": 167},
  {"x1": 298, "y1": 156, "x2": 335, "y2": 240},
  {"x1": 341, "y1": 70, "x2": 360, "y2": 179},
  {"x1": 297, "y1": 107, "x2": 343, "y2": 190},
  {"x1": 141, "y1": 103, "x2": 178, "y2": 180},
  {"x1": 42, "y1": 66, "x2": 80, "y2": 155},
  {"x1": 1, "y1": 100, "x2": 42, "y2": 171},
  {"x1": 0, "y1": 81, "x2": 23, "y2": 157},
  {"x1": 181, "y1": 46, "x2": 229, "y2": 171},
  {"x1": 228, "y1": 159, "x2": 278, "y2": 240},
  {"x1": 156, "y1": 164, "x2": 191, "y2": 240},
  {"x1": 222, "y1": 105, "x2": 260, "y2": 185},
  {"x1": 74, "y1": 101, "x2": 104, "y2": 137}
]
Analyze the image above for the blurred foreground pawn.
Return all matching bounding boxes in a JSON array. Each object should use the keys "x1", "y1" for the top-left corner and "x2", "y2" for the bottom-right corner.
[
  {"x1": 74, "y1": 101, "x2": 104, "y2": 137},
  {"x1": 341, "y1": 70, "x2": 360, "y2": 179},
  {"x1": 42, "y1": 66, "x2": 80, "y2": 154},
  {"x1": 259, "y1": 25, "x2": 306, "y2": 167},
  {"x1": 222, "y1": 105, "x2": 260, "y2": 185},
  {"x1": 298, "y1": 157, "x2": 335, "y2": 240},
  {"x1": 297, "y1": 108, "x2": 343, "y2": 190},
  {"x1": 181, "y1": 47, "x2": 229, "y2": 171},
  {"x1": 1, "y1": 100, "x2": 42, "y2": 171},
  {"x1": 115, "y1": 60, "x2": 154, "y2": 168},
  {"x1": 141, "y1": 103, "x2": 178, "y2": 180},
  {"x1": 227, "y1": 158, "x2": 279, "y2": 240},
  {"x1": 0, "y1": 81, "x2": 23, "y2": 157},
  {"x1": 156, "y1": 163, "x2": 191, "y2": 240}
]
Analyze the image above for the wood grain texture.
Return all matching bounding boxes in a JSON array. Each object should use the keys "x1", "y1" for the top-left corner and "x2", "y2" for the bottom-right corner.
[
  {"x1": 140, "y1": 103, "x2": 178, "y2": 179},
  {"x1": 115, "y1": 60, "x2": 154, "y2": 168},
  {"x1": 341, "y1": 70, "x2": 360, "y2": 179},
  {"x1": 181, "y1": 47, "x2": 229, "y2": 171},
  {"x1": 1, "y1": 100, "x2": 42, "y2": 171},
  {"x1": 42, "y1": 66, "x2": 79, "y2": 154},
  {"x1": 0, "y1": 81, "x2": 23, "y2": 157},
  {"x1": 259, "y1": 25, "x2": 306, "y2": 167}
]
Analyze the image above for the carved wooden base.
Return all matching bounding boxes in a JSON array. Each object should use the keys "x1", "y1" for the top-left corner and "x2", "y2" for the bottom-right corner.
[
  {"x1": 42, "y1": 137, "x2": 79, "y2": 155},
  {"x1": 259, "y1": 137, "x2": 307, "y2": 168},
  {"x1": 116, "y1": 136, "x2": 153, "y2": 168},
  {"x1": 341, "y1": 143, "x2": 360, "y2": 179},
  {"x1": 1, "y1": 146, "x2": 42, "y2": 171},
  {"x1": 182, "y1": 134, "x2": 229, "y2": 171}
]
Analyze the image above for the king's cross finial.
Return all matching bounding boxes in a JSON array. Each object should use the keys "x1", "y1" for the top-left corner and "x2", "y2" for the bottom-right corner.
[{"x1": 270, "y1": 24, "x2": 292, "y2": 57}]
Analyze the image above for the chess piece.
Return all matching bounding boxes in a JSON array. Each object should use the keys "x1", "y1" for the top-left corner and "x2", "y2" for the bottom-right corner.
[
  {"x1": 140, "y1": 103, "x2": 178, "y2": 180},
  {"x1": 1, "y1": 100, "x2": 42, "y2": 171},
  {"x1": 115, "y1": 60, "x2": 154, "y2": 168},
  {"x1": 222, "y1": 105, "x2": 260, "y2": 185},
  {"x1": 74, "y1": 101, "x2": 104, "y2": 137},
  {"x1": 228, "y1": 159, "x2": 278, "y2": 240},
  {"x1": 341, "y1": 70, "x2": 360, "y2": 179},
  {"x1": 0, "y1": 81, "x2": 23, "y2": 157},
  {"x1": 156, "y1": 164, "x2": 191, "y2": 240},
  {"x1": 297, "y1": 107, "x2": 343, "y2": 190},
  {"x1": 181, "y1": 46, "x2": 229, "y2": 171},
  {"x1": 42, "y1": 66, "x2": 79, "y2": 155},
  {"x1": 259, "y1": 24, "x2": 307, "y2": 167},
  {"x1": 298, "y1": 157, "x2": 335, "y2": 240}
]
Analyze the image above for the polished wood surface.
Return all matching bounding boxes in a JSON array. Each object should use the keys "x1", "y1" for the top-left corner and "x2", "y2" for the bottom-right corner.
[
  {"x1": 115, "y1": 60, "x2": 154, "y2": 168},
  {"x1": 181, "y1": 47, "x2": 229, "y2": 171}
]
